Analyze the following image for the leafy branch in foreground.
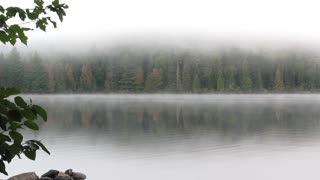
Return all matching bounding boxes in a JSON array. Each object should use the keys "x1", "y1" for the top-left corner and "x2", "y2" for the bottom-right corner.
[
  {"x1": 0, "y1": 0, "x2": 68, "y2": 176},
  {"x1": 0, "y1": 87, "x2": 48, "y2": 175},
  {"x1": 0, "y1": 0, "x2": 68, "y2": 45}
]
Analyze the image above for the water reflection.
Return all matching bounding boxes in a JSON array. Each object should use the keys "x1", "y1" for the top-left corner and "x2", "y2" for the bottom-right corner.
[
  {"x1": 8, "y1": 94, "x2": 320, "y2": 180},
  {"x1": 34, "y1": 95, "x2": 320, "y2": 141}
]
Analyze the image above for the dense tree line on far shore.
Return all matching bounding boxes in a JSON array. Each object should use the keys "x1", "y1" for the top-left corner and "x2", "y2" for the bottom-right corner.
[{"x1": 1, "y1": 46, "x2": 320, "y2": 93}]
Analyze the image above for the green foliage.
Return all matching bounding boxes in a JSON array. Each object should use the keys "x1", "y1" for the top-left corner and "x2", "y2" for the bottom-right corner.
[
  {"x1": 0, "y1": 0, "x2": 68, "y2": 176},
  {"x1": 240, "y1": 60, "x2": 253, "y2": 92},
  {"x1": 0, "y1": 87, "x2": 49, "y2": 175},
  {"x1": 2, "y1": 47, "x2": 320, "y2": 93},
  {"x1": 217, "y1": 72, "x2": 225, "y2": 92},
  {"x1": 0, "y1": 0, "x2": 68, "y2": 45},
  {"x1": 274, "y1": 68, "x2": 285, "y2": 91},
  {"x1": 145, "y1": 68, "x2": 163, "y2": 92},
  {"x1": 192, "y1": 74, "x2": 201, "y2": 92}
]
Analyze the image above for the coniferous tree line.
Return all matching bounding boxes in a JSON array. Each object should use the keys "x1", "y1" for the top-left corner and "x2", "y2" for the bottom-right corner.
[{"x1": 1, "y1": 47, "x2": 320, "y2": 93}]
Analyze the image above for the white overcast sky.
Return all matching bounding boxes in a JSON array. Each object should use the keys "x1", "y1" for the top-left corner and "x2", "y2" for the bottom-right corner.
[{"x1": 3, "y1": 0, "x2": 320, "y2": 45}]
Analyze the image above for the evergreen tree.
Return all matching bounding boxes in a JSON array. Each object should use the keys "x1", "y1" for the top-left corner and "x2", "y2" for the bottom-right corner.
[
  {"x1": 192, "y1": 73, "x2": 201, "y2": 92},
  {"x1": 6, "y1": 48, "x2": 24, "y2": 88},
  {"x1": 176, "y1": 61, "x2": 182, "y2": 92},
  {"x1": 145, "y1": 68, "x2": 162, "y2": 92},
  {"x1": 54, "y1": 62, "x2": 67, "y2": 91},
  {"x1": 274, "y1": 68, "x2": 285, "y2": 91},
  {"x1": 65, "y1": 64, "x2": 76, "y2": 91},
  {"x1": 135, "y1": 66, "x2": 145, "y2": 92},
  {"x1": 252, "y1": 68, "x2": 263, "y2": 92},
  {"x1": 27, "y1": 53, "x2": 48, "y2": 92},
  {"x1": 0, "y1": 53, "x2": 7, "y2": 87},
  {"x1": 45, "y1": 63, "x2": 56, "y2": 93},
  {"x1": 80, "y1": 63, "x2": 96, "y2": 91},
  {"x1": 117, "y1": 64, "x2": 137, "y2": 92},
  {"x1": 167, "y1": 59, "x2": 176, "y2": 91},
  {"x1": 2, "y1": 47, "x2": 320, "y2": 93},
  {"x1": 216, "y1": 70, "x2": 225, "y2": 92},
  {"x1": 104, "y1": 62, "x2": 113, "y2": 92},
  {"x1": 182, "y1": 60, "x2": 192, "y2": 92},
  {"x1": 224, "y1": 65, "x2": 236, "y2": 91},
  {"x1": 91, "y1": 60, "x2": 106, "y2": 91},
  {"x1": 240, "y1": 59, "x2": 252, "y2": 92}
]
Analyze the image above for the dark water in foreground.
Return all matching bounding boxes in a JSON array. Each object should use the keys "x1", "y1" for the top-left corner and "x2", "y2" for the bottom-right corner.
[{"x1": 5, "y1": 94, "x2": 320, "y2": 180}]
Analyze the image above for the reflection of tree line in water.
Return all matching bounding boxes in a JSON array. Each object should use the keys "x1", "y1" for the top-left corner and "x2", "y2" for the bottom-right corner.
[{"x1": 39, "y1": 101, "x2": 320, "y2": 136}]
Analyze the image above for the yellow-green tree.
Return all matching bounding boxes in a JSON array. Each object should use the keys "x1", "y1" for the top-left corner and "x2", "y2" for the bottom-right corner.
[
  {"x1": 80, "y1": 63, "x2": 96, "y2": 91},
  {"x1": 274, "y1": 68, "x2": 285, "y2": 91},
  {"x1": 145, "y1": 68, "x2": 162, "y2": 92}
]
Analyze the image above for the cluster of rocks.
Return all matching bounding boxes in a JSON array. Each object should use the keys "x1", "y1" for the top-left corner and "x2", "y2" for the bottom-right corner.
[{"x1": 7, "y1": 169, "x2": 86, "y2": 180}]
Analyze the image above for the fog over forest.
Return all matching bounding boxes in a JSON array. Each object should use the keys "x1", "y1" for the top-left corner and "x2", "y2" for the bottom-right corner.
[{"x1": 1, "y1": 37, "x2": 320, "y2": 93}]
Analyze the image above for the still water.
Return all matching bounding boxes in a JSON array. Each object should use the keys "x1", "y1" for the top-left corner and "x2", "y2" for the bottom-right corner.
[{"x1": 5, "y1": 94, "x2": 320, "y2": 179}]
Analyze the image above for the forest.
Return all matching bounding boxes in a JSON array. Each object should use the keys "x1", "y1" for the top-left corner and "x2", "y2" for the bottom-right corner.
[{"x1": 1, "y1": 46, "x2": 320, "y2": 93}]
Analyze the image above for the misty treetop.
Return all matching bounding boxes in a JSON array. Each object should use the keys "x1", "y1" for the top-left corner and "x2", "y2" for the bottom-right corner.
[{"x1": 1, "y1": 46, "x2": 320, "y2": 93}]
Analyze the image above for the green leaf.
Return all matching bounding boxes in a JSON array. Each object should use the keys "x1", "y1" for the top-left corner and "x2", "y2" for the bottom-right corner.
[
  {"x1": 52, "y1": 0, "x2": 60, "y2": 7},
  {"x1": 34, "y1": 140, "x2": 50, "y2": 154},
  {"x1": 7, "y1": 110, "x2": 22, "y2": 122},
  {"x1": 0, "y1": 104, "x2": 6, "y2": 114},
  {"x1": 24, "y1": 120, "x2": 39, "y2": 130},
  {"x1": 2, "y1": 99, "x2": 18, "y2": 110},
  {"x1": 17, "y1": 28, "x2": 28, "y2": 45},
  {"x1": 47, "y1": 17, "x2": 57, "y2": 28},
  {"x1": 0, "y1": 31, "x2": 9, "y2": 44},
  {"x1": 0, "y1": 116, "x2": 8, "y2": 131},
  {"x1": 9, "y1": 144, "x2": 23, "y2": 154},
  {"x1": 6, "y1": 7, "x2": 18, "y2": 18},
  {"x1": 9, "y1": 131, "x2": 23, "y2": 144},
  {"x1": 32, "y1": 105, "x2": 47, "y2": 121},
  {"x1": 25, "y1": 140, "x2": 40, "y2": 151},
  {"x1": 23, "y1": 149, "x2": 36, "y2": 160},
  {"x1": 25, "y1": 140, "x2": 39, "y2": 150},
  {"x1": 17, "y1": 9, "x2": 26, "y2": 21},
  {"x1": 0, "y1": 106, "x2": 6, "y2": 116},
  {"x1": 34, "y1": 0, "x2": 44, "y2": 7},
  {"x1": 0, "y1": 134, "x2": 11, "y2": 142},
  {"x1": 0, "y1": 87, "x2": 20, "y2": 98},
  {"x1": 36, "y1": 18, "x2": 47, "y2": 31},
  {"x1": 4, "y1": 87, "x2": 20, "y2": 96},
  {"x1": 56, "y1": 9, "x2": 66, "y2": 22},
  {"x1": 21, "y1": 108, "x2": 36, "y2": 120},
  {"x1": 9, "y1": 36, "x2": 17, "y2": 46},
  {"x1": 0, "y1": 160, "x2": 8, "y2": 175},
  {"x1": 8, "y1": 121, "x2": 22, "y2": 131},
  {"x1": 0, "y1": 5, "x2": 4, "y2": 13},
  {"x1": 26, "y1": 10, "x2": 38, "y2": 20},
  {"x1": 14, "y1": 96, "x2": 28, "y2": 109}
]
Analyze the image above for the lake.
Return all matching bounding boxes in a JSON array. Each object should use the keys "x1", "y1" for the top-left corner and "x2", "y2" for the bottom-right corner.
[{"x1": 4, "y1": 94, "x2": 320, "y2": 180}]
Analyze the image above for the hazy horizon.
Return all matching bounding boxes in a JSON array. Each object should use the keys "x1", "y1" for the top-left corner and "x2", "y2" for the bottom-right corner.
[{"x1": 2, "y1": 0, "x2": 320, "y2": 54}]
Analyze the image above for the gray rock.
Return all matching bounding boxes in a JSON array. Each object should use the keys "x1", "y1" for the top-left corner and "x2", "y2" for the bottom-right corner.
[
  {"x1": 54, "y1": 172, "x2": 72, "y2": 180},
  {"x1": 39, "y1": 178, "x2": 53, "y2": 180},
  {"x1": 71, "y1": 172, "x2": 86, "y2": 180},
  {"x1": 7, "y1": 172, "x2": 38, "y2": 180},
  {"x1": 64, "y1": 169, "x2": 72, "y2": 176},
  {"x1": 41, "y1": 170, "x2": 59, "y2": 178}
]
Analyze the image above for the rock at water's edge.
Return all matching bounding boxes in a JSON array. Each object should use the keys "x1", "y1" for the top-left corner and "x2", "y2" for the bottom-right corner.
[
  {"x1": 64, "y1": 169, "x2": 73, "y2": 176},
  {"x1": 71, "y1": 172, "x2": 86, "y2": 180},
  {"x1": 41, "y1": 170, "x2": 59, "y2": 178},
  {"x1": 7, "y1": 172, "x2": 38, "y2": 180},
  {"x1": 39, "y1": 177, "x2": 53, "y2": 180},
  {"x1": 54, "y1": 172, "x2": 72, "y2": 180}
]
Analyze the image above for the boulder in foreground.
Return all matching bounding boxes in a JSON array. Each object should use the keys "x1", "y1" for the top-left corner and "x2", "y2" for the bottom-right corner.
[
  {"x1": 41, "y1": 170, "x2": 59, "y2": 178},
  {"x1": 7, "y1": 172, "x2": 38, "y2": 180}
]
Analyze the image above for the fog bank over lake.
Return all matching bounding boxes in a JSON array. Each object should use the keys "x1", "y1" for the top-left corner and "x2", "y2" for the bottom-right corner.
[{"x1": 4, "y1": 94, "x2": 320, "y2": 180}]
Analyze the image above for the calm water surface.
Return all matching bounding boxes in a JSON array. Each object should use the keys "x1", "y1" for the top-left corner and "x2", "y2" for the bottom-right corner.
[{"x1": 5, "y1": 94, "x2": 320, "y2": 180}]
